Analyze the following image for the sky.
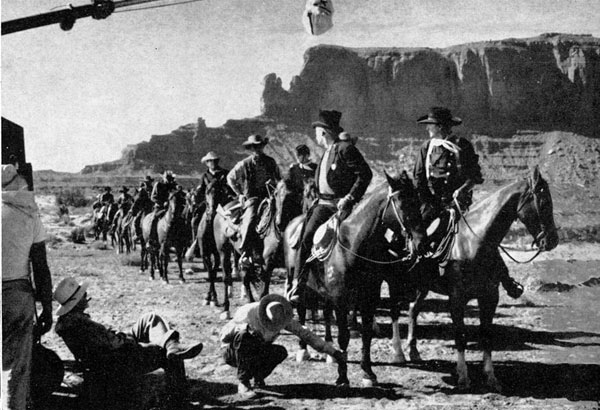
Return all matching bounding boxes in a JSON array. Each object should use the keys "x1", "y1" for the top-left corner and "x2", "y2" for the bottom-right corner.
[{"x1": 2, "y1": 0, "x2": 599, "y2": 172}]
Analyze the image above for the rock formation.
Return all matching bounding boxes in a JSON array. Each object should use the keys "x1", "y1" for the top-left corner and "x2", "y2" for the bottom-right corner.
[{"x1": 82, "y1": 33, "x2": 600, "y2": 184}]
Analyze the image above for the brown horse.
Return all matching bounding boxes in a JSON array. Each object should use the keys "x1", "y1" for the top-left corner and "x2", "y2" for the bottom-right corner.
[
  {"x1": 402, "y1": 166, "x2": 559, "y2": 392},
  {"x1": 142, "y1": 190, "x2": 190, "y2": 283},
  {"x1": 284, "y1": 171, "x2": 426, "y2": 386},
  {"x1": 209, "y1": 179, "x2": 299, "y2": 319}
]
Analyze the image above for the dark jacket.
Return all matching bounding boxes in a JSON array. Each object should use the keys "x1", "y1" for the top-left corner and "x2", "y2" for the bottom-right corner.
[
  {"x1": 151, "y1": 180, "x2": 177, "y2": 207},
  {"x1": 413, "y1": 135, "x2": 484, "y2": 204},
  {"x1": 195, "y1": 167, "x2": 234, "y2": 207},
  {"x1": 227, "y1": 153, "x2": 281, "y2": 199},
  {"x1": 315, "y1": 140, "x2": 372, "y2": 202},
  {"x1": 287, "y1": 162, "x2": 317, "y2": 195}
]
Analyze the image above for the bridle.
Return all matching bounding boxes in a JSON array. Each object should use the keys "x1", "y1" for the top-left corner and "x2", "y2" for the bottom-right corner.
[
  {"x1": 457, "y1": 175, "x2": 549, "y2": 264},
  {"x1": 335, "y1": 187, "x2": 418, "y2": 265}
]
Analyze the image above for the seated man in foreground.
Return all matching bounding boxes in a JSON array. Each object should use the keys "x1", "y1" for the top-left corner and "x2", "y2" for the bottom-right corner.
[{"x1": 53, "y1": 277, "x2": 203, "y2": 406}]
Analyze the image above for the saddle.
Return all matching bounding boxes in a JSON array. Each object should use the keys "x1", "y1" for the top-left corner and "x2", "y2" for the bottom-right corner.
[
  {"x1": 216, "y1": 202, "x2": 243, "y2": 240},
  {"x1": 289, "y1": 220, "x2": 304, "y2": 249}
]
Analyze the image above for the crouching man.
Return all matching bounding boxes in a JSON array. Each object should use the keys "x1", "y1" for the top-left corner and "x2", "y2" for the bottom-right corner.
[
  {"x1": 220, "y1": 294, "x2": 348, "y2": 399},
  {"x1": 53, "y1": 277, "x2": 203, "y2": 407}
]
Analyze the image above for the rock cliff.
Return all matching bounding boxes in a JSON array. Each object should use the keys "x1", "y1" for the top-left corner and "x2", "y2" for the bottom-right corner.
[{"x1": 82, "y1": 33, "x2": 600, "y2": 184}]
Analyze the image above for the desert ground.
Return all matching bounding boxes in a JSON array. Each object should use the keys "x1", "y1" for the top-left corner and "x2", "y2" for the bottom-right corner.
[{"x1": 35, "y1": 192, "x2": 600, "y2": 410}]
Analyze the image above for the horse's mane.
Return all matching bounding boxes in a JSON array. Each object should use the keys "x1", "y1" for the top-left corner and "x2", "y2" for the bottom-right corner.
[{"x1": 340, "y1": 185, "x2": 389, "y2": 247}]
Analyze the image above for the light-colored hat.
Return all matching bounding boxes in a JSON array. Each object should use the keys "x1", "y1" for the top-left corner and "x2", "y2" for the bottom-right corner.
[
  {"x1": 53, "y1": 277, "x2": 89, "y2": 316},
  {"x1": 201, "y1": 151, "x2": 220, "y2": 162},
  {"x1": 242, "y1": 134, "x2": 269, "y2": 147},
  {"x1": 257, "y1": 294, "x2": 293, "y2": 332},
  {"x1": 2, "y1": 164, "x2": 26, "y2": 191}
]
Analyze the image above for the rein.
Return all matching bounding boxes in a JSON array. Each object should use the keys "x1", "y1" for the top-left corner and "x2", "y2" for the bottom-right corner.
[
  {"x1": 453, "y1": 181, "x2": 543, "y2": 264},
  {"x1": 334, "y1": 189, "x2": 415, "y2": 266}
]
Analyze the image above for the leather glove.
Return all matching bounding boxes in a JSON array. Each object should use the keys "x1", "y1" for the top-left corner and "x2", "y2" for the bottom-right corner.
[{"x1": 36, "y1": 306, "x2": 53, "y2": 336}]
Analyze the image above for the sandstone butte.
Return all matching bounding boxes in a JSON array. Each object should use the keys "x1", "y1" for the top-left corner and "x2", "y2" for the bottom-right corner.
[{"x1": 80, "y1": 33, "x2": 600, "y2": 186}]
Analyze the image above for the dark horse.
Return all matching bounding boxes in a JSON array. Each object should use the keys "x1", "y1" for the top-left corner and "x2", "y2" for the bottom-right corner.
[
  {"x1": 209, "y1": 179, "x2": 299, "y2": 319},
  {"x1": 401, "y1": 166, "x2": 558, "y2": 391},
  {"x1": 142, "y1": 190, "x2": 190, "y2": 283},
  {"x1": 284, "y1": 171, "x2": 426, "y2": 386}
]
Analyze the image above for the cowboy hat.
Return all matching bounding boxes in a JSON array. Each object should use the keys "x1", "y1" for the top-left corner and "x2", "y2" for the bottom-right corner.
[
  {"x1": 416, "y1": 107, "x2": 462, "y2": 126},
  {"x1": 119, "y1": 186, "x2": 129, "y2": 193},
  {"x1": 53, "y1": 277, "x2": 89, "y2": 316},
  {"x1": 241, "y1": 134, "x2": 269, "y2": 147},
  {"x1": 104, "y1": 186, "x2": 112, "y2": 192},
  {"x1": 1, "y1": 164, "x2": 27, "y2": 191},
  {"x1": 162, "y1": 170, "x2": 176, "y2": 180},
  {"x1": 311, "y1": 110, "x2": 344, "y2": 134},
  {"x1": 257, "y1": 294, "x2": 293, "y2": 332},
  {"x1": 295, "y1": 144, "x2": 310, "y2": 156},
  {"x1": 201, "y1": 151, "x2": 220, "y2": 162}
]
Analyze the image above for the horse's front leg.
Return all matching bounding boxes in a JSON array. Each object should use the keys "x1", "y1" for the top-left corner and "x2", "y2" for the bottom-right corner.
[
  {"x1": 406, "y1": 289, "x2": 428, "y2": 362},
  {"x1": 219, "y1": 246, "x2": 233, "y2": 320},
  {"x1": 359, "y1": 299, "x2": 378, "y2": 387},
  {"x1": 160, "y1": 246, "x2": 169, "y2": 284},
  {"x1": 334, "y1": 305, "x2": 350, "y2": 386},
  {"x1": 177, "y1": 248, "x2": 185, "y2": 284},
  {"x1": 295, "y1": 298, "x2": 311, "y2": 362},
  {"x1": 449, "y1": 292, "x2": 469, "y2": 390},
  {"x1": 479, "y1": 290, "x2": 501, "y2": 392},
  {"x1": 390, "y1": 301, "x2": 407, "y2": 364}
]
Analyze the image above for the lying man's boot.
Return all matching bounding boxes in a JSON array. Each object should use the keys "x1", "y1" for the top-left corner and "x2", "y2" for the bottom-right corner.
[
  {"x1": 286, "y1": 280, "x2": 305, "y2": 305},
  {"x1": 237, "y1": 381, "x2": 257, "y2": 399},
  {"x1": 502, "y1": 277, "x2": 524, "y2": 299},
  {"x1": 254, "y1": 378, "x2": 266, "y2": 389},
  {"x1": 165, "y1": 340, "x2": 203, "y2": 360}
]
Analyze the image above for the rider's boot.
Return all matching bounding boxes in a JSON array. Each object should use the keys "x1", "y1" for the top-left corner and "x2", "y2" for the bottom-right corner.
[
  {"x1": 498, "y1": 268, "x2": 524, "y2": 299},
  {"x1": 287, "y1": 266, "x2": 308, "y2": 305}
]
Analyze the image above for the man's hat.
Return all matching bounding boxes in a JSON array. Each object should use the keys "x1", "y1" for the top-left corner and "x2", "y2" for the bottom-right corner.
[
  {"x1": 295, "y1": 144, "x2": 310, "y2": 156},
  {"x1": 119, "y1": 186, "x2": 129, "y2": 193},
  {"x1": 201, "y1": 151, "x2": 220, "y2": 162},
  {"x1": 2, "y1": 164, "x2": 26, "y2": 191},
  {"x1": 416, "y1": 107, "x2": 462, "y2": 126},
  {"x1": 242, "y1": 134, "x2": 269, "y2": 147},
  {"x1": 53, "y1": 277, "x2": 89, "y2": 316},
  {"x1": 104, "y1": 186, "x2": 112, "y2": 192},
  {"x1": 163, "y1": 170, "x2": 176, "y2": 181},
  {"x1": 256, "y1": 294, "x2": 293, "y2": 332},
  {"x1": 140, "y1": 175, "x2": 154, "y2": 187},
  {"x1": 311, "y1": 110, "x2": 344, "y2": 134}
]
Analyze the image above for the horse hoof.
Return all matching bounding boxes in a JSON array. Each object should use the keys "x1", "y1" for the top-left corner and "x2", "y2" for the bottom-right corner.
[
  {"x1": 486, "y1": 377, "x2": 502, "y2": 393},
  {"x1": 219, "y1": 311, "x2": 231, "y2": 320},
  {"x1": 149, "y1": 276, "x2": 155, "y2": 281},
  {"x1": 457, "y1": 378, "x2": 471, "y2": 391},
  {"x1": 202, "y1": 299, "x2": 210, "y2": 306},
  {"x1": 209, "y1": 301, "x2": 217, "y2": 308},
  {"x1": 408, "y1": 349, "x2": 422, "y2": 363},
  {"x1": 392, "y1": 354, "x2": 407, "y2": 364},
  {"x1": 296, "y1": 349, "x2": 310, "y2": 362},
  {"x1": 335, "y1": 377, "x2": 350, "y2": 387},
  {"x1": 326, "y1": 354, "x2": 336, "y2": 364},
  {"x1": 361, "y1": 378, "x2": 376, "y2": 388},
  {"x1": 184, "y1": 268, "x2": 194, "y2": 275}
]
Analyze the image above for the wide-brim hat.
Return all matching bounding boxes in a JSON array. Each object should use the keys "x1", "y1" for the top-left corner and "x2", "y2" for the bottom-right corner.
[
  {"x1": 257, "y1": 294, "x2": 293, "y2": 332},
  {"x1": 140, "y1": 176, "x2": 154, "y2": 187},
  {"x1": 311, "y1": 110, "x2": 344, "y2": 134},
  {"x1": 53, "y1": 277, "x2": 89, "y2": 316},
  {"x1": 417, "y1": 107, "x2": 462, "y2": 126},
  {"x1": 119, "y1": 186, "x2": 129, "y2": 193},
  {"x1": 104, "y1": 186, "x2": 112, "y2": 192},
  {"x1": 295, "y1": 144, "x2": 310, "y2": 156},
  {"x1": 201, "y1": 151, "x2": 220, "y2": 162},
  {"x1": 242, "y1": 134, "x2": 269, "y2": 147},
  {"x1": 162, "y1": 171, "x2": 176, "y2": 180}
]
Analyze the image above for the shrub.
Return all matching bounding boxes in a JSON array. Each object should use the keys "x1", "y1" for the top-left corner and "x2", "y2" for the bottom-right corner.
[{"x1": 55, "y1": 188, "x2": 91, "y2": 208}]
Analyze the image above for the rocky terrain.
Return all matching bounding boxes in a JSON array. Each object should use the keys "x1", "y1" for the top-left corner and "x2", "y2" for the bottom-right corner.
[{"x1": 76, "y1": 33, "x2": 600, "y2": 179}]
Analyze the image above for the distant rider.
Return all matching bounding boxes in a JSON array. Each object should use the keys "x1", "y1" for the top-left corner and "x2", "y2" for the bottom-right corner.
[
  {"x1": 286, "y1": 144, "x2": 317, "y2": 214},
  {"x1": 149, "y1": 171, "x2": 178, "y2": 246}
]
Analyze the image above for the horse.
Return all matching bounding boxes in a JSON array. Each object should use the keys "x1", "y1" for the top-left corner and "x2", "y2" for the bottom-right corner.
[
  {"x1": 112, "y1": 209, "x2": 132, "y2": 254},
  {"x1": 131, "y1": 193, "x2": 154, "y2": 273},
  {"x1": 284, "y1": 171, "x2": 426, "y2": 386},
  {"x1": 93, "y1": 202, "x2": 117, "y2": 243},
  {"x1": 209, "y1": 179, "x2": 298, "y2": 319},
  {"x1": 401, "y1": 166, "x2": 559, "y2": 392},
  {"x1": 141, "y1": 190, "x2": 190, "y2": 283}
]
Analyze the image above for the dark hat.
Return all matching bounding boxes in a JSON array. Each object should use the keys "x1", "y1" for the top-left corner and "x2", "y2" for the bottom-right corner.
[
  {"x1": 104, "y1": 186, "x2": 112, "y2": 192},
  {"x1": 242, "y1": 134, "x2": 269, "y2": 147},
  {"x1": 162, "y1": 170, "x2": 176, "y2": 181},
  {"x1": 311, "y1": 110, "x2": 344, "y2": 134},
  {"x1": 119, "y1": 186, "x2": 129, "y2": 193},
  {"x1": 295, "y1": 144, "x2": 310, "y2": 156},
  {"x1": 140, "y1": 175, "x2": 154, "y2": 187},
  {"x1": 417, "y1": 107, "x2": 462, "y2": 126}
]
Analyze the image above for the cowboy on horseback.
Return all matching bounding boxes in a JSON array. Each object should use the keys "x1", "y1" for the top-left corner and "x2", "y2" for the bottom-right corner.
[
  {"x1": 287, "y1": 110, "x2": 373, "y2": 304},
  {"x1": 413, "y1": 106, "x2": 523, "y2": 298},
  {"x1": 149, "y1": 171, "x2": 178, "y2": 247},
  {"x1": 93, "y1": 186, "x2": 114, "y2": 211},
  {"x1": 287, "y1": 144, "x2": 317, "y2": 198},
  {"x1": 195, "y1": 151, "x2": 234, "y2": 218},
  {"x1": 226, "y1": 135, "x2": 281, "y2": 269}
]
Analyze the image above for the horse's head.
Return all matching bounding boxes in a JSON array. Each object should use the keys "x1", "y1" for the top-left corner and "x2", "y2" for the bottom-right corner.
[
  {"x1": 383, "y1": 170, "x2": 426, "y2": 254},
  {"x1": 516, "y1": 166, "x2": 559, "y2": 251},
  {"x1": 274, "y1": 179, "x2": 295, "y2": 229},
  {"x1": 168, "y1": 190, "x2": 187, "y2": 216}
]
